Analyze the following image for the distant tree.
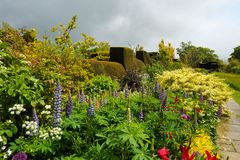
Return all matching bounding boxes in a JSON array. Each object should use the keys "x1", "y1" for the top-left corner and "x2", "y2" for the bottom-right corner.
[
  {"x1": 230, "y1": 45, "x2": 240, "y2": 61},
  {"x1": 158, "y1": 40, "x2": 174, "y2": 63},
  {"x1": 176, "y1": 42, "x2": 219, "y2": 68}
]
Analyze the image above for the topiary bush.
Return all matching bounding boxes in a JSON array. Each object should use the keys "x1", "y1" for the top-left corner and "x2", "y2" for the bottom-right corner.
[
  {"x1": 136, "y1": 51, "x2": 152, "y2": 65},
  {"x1": 87, "y1": 59, "x2": 126, "y2": 80},
  {"x1": 109, "y1": 47, "x2": 145, "y2": 72}
]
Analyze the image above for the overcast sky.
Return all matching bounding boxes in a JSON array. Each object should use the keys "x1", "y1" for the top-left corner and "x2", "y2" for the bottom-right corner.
[{"x1": 1, "y1": 0, "x2": 240, "y2": 60}]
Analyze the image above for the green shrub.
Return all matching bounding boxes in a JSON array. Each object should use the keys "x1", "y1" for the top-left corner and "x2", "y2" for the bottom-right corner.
[
  {"x1": 109, "y1": 47, "x2": 145, "y2": 72},
  {"x1": 87, "y1": 59, "x2": 126, "y2": 80},
  {"x1": 83, "y1": 75, "x2": 119, "y2": 97}
]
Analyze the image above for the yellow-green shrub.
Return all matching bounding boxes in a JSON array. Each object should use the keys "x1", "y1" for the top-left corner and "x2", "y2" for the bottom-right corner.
[{"x1": 156, "y1": 68, "x2": 232, "y2": 106}]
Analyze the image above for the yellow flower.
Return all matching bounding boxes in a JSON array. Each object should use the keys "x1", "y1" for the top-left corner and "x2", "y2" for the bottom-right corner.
[{"x1": 189, "y1": 130, "x2": 215, "y2": 155}]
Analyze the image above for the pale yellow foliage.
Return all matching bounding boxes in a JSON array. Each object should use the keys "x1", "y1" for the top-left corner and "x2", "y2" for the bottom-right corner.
[{"x1": 156, "y1": 68, "x2": 232, "y2": 106}]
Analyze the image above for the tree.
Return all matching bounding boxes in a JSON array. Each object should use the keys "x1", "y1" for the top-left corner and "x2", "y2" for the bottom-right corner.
[
  {"x1": 177, "y1": 42, "x2": 219, "y2": 68},
  {"x1": 230, "y1": 45, "x2": 240, "y2": 61}
]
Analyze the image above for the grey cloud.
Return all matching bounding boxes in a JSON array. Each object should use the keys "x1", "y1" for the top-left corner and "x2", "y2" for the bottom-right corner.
[{"x1": 1, "y1": 0, "x2": 240, "y2": 59}]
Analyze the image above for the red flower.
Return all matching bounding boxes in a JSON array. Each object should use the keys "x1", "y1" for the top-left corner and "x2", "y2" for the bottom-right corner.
[
  {"x1": 205, "y1": 150, "x2": 217, "y2": 160},
  {"x1": 196, "y1": 108, "x2": 202, "y2": 113},
  {"x1": 174, "y1": 96, "x2": 179, "y2": 104},
  {"x1": 157, "y1": 147, "x2": 169, "y2": 160},
  {"x1": 180, "y1": 145, "x2": 195, "y2": 160}
]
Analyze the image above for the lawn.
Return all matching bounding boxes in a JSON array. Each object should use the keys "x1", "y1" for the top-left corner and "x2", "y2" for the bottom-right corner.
[{"x1": 213, "y1": 72, "x2": 240, "y2": 105}]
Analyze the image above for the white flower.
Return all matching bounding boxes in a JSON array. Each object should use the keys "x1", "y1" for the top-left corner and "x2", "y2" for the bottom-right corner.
[
  {"x1": 22, "y1": 124, "x2": 26, "y2": 128},
  {"x1": 6, "y1": 120, "x2": 12, "y2": 124},
  {"x1": 0, "y1": 136, "x2": 2, "y2": 142},
  {"x1": 1, "y1": 145, "x2": 6, "y2": 150},
  {"x1": 7, "y1": 149, "x2": 12, "y2": 156},
  {"x1": 3, "y1": 154, "x2": 7, "y2": 158},
  {"x1": 16, "y1": 111, "x2": 20, "y2": 115},
  {"x1": 45, "y1": 105, "x2": 51, "y2": 109},
  {"x1": 26, "y1": 131, "x2": 31, "y2": 135},
  {"x1": 10, "y1": 111, "x2": 15, "y2": 115}
]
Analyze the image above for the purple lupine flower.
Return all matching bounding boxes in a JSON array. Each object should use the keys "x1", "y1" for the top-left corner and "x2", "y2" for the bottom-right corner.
[
  {"x1": 32, "y1": 108, "x2": 39, "y2": 136},
  {"x1": 139, "y1": 109, "x2": 144, "y2": 122},
  {"x1": 112, "y1": 90, "x2": 117, "y2": 97},
  {"x1": 53, "y1": 82, "x2": 62, "y2": 127},
  {"x1": 77, "y1": 91, "x2": 81, "y2": 101},
  {"x1": 66, "y1": 94, "x2": 73, "y2": 117},
  {"x1": 181, "y1": 113, "x2": 190, "y2": 120},
  {"x1": 161, "y1": 96, "x2": 167, "y2": 111},
  {"x1": 183, "y1": 92, "x2": 188, "y2": 99},
  {"x1": 125, "y1": 88, "x2": 129, "y2": 99},
  {"x1": 159, "y1": 89, "x2": 165, "y2": 102},
  {"x1": 217, "y1": 106, "x2": 222, "y2": 117},
  {"x1": 87, "y1": 104, "x2": 94, "y2": 117},
  {"x1": 12, "y1": 152, "x2": 28, "y2": 160},
  {"x1": 154, "y1": 82, "x2": 160, "y2": 93},
  {"x1": 208, "y1": 99, "x2": 214, "y2": 106},
  {"x1": 80, "y1": 91, "x2": 85, "y2": 103}
]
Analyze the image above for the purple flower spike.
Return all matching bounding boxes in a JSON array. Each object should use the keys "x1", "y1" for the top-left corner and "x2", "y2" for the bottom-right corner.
[
  {"x1": 32, "y1": 108, "x2": 39, "y2": 136},
  {"x1": 66, "y1": 94, "x2": 73, "y2": 117},
  {"x1": 161, "y1": 96, "x2": 167, "y2": 111},
  {"x1": 183, "y1": 92, "x2": 188, "y2": 99},
  {"x1": 80, "y1": 91, "x2": 85, "y2": 103},
  {"x1": 159, "y1": 89, "x2": 165, "y2": 102},
  {"x1": 12, "y1": 152, "x2": 28, "y2": 160},
  {"x1": 139, "y1": 109, "x2": 144, "y2": 122},
  {"x1": 77, "y1": 91, "x2": 81, "y2": 101},
  {"x1": 53, "y1": 82, "x2": 62, "y2": 127},
  {"x1": 154, "y1": 82, "x2": 160, "y2": 93},
  {"x1": 208, "y1": 99, "x2": 214, "y2": 106},
  {"x1": 199, "y1": 93, "x2": 204, "y2": 105},
  {"x1": 125, "y1": 88, "x2": 129, "y2": 99},
  {"x1": 87, "y1": 104, "x2": 94, "y2": 117},
  {"x1": 217, "y1": 106, "x2": 222, "y2": 117}
]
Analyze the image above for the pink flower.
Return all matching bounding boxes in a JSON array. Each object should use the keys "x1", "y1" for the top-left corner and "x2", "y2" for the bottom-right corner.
[
  {"x1": 157, "y1": 147, "x2": 169, "y2": 160},
  {"x1": 181, "y1": 114, "x2": 190, "y2": 120}
]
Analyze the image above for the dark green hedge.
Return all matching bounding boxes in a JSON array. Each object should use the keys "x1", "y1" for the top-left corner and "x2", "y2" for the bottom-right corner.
[
  {"x1": 109, "y1": 47, "x2": 145, "y2": 72},
  {"x1": 87, "y1": 59, "x2": 126, "y2": 80},
  {"x1": 136, "y1": 51, "x2": 152, "y2": 65}
]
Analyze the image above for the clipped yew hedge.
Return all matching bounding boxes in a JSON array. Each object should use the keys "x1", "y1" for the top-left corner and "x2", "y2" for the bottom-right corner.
[
  {"x1": 87, "y1": 59, "x2": 126, "y2": 80},
  {"x1": 136, "y1": 50, "x2": 152, "y2": 65},
  {"x1": 109, "y1": 47, "x2": 145, "y2": 72}
]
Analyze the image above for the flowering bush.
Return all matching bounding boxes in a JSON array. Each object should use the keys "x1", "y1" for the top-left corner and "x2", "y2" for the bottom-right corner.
[{"x1": 156, "y1": 68, "x2": 232, "y2": 106}]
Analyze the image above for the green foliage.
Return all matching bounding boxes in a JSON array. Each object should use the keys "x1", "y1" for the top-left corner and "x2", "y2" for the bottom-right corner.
[
  {"x1": 0, "y1": 43, "x2": 44, "y2": 120},
  {"x1": 177, "y1": 42, "x2": 219, "y2": 68},
  {"x1": 75, "y1": 33, "x2": 110, "y2": 60},
  {"x1": 227, "y1": 58, "x2": 240, "y2": 74},
  {"x1": 230, "y1": 45, "x2": 240, "y2": 61},
  {"x1": 83, "y1": 75, "x2": 119, "y2": 97},
  {"x1": 87, "y1": 59, "x2": 126, "y2": 80}
]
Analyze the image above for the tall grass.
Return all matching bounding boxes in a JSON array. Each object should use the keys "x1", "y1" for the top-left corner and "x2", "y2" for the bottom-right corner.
[{"x1": 213, "y1": 72, "x2": 240, "y2": 105}]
